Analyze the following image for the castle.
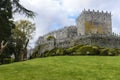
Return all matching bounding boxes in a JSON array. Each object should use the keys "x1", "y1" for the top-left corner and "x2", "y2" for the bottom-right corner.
[{"x1": 37, "y1": 9, "x2": 120, "y2": 54}]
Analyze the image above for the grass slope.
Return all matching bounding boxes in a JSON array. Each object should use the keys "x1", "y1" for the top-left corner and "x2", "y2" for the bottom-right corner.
[{"x1": 0, "y1": 56, "x2": 120, "y2": 80}]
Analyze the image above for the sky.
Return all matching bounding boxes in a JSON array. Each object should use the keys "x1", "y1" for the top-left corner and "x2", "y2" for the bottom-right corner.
[{"x1": 14, "y1": 0, "x2": 120, "y2": 47}]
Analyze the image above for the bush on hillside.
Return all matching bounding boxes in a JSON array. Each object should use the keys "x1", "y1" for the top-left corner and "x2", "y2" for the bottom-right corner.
[
  {"x1": 76, "y1": 45, "x2": 100, "y2": 55},
  {"x1": 48, "y1": 48, "x2": 65, "y2": 56},
  {"x1": 40, "y1": 45, "x2": 120, "y2": 57},
  {"x1": 65, "y1": 45, "x2": 84, "y2": 55},
  {"x1": 41, "y1": 48, "x2": 65, "y2": 57},
  {"x1": 108, "y1": 49, "x2": 119, "y2": 56},
  {"x1": 100, "y1": 48, "x2": 109, "y2": 56},
  {"x1": 2, "y1": 58, "x2": 14, "y2": 64},
  {"x1": 99, "y1": 48, "x2": 119, "y2": 56},
  {"x1": 56, "y1": 48, "x2": 65, "y2": 55},
  {"x1": 30, "y1": 49, "x2": 39, "y2": 59},
  {"x1": 47, "y1": 48, "x2": 57, "y2": 56},
  {"x1": 42, "y1": 50, "x2": 49, "y2": 57},
  {"x1": 117, "y1": 49, "x2": 120, "y2": 55}
]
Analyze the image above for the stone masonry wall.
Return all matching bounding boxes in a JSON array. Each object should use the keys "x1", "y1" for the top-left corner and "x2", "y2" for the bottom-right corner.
[
  {"x1": 37, "y1": 9, "x2": 119, "y2": 54},
  {"x1": 77, "y1": 9, "x2": 112, "y2": 35}
]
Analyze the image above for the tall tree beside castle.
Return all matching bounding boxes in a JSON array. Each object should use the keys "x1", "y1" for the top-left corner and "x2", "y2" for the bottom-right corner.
[
  {"x1": 0, "y1": 0, "x2": 35, "y2": 63},
  {"x1": 12, "y1": 20, "x2": 35, "y2": 61},
  {"x1": 0, "y1": 0, "x2": 35, "y2": 42}
]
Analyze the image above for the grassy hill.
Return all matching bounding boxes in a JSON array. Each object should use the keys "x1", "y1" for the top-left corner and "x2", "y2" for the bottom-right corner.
[{"x1": 0, "y1": 56, "x2": 120, "y2": 80}]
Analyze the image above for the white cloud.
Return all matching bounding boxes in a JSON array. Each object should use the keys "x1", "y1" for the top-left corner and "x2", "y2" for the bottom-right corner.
[
  {"x1": 15, "y1": 0, "x2": 120, "y2": 47},
  {"x1": 61, "y1": 0, "x2": 91, "y2": 12}
]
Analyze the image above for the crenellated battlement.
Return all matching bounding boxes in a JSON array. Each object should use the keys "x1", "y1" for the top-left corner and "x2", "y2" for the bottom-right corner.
[{"x1": 81, "y1": 9, "x2": 111, "y2": 16}]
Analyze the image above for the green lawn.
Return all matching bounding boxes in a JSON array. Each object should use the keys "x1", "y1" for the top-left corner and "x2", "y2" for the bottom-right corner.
[{"x1": 0, "y1": 56, "x2": 120, "y2": 80}]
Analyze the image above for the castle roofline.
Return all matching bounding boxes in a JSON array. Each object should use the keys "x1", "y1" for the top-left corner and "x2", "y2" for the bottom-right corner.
[{"x1": 82, "y1": 9, "x2": 111, "y2": 15}]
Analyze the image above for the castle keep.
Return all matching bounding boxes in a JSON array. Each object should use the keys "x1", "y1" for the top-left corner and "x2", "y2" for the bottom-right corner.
[
  {"x1": 77, "y1": 9, "x2": 112, "y2": 35},
  {"x1": 37, "y1": 9, "x2": 120, "y2": 54}
]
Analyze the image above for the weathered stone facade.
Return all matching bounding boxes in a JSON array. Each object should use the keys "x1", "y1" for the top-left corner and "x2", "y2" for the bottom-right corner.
[
  {"x1": 77, "y1": 9, "x2": 112, "y2": 35},
  {"x1": 43, "y1": 25, "x2": 77, "y2": 40},
  {"x1": 37, "y1": 9, "x2": 120, "y2": 54}
]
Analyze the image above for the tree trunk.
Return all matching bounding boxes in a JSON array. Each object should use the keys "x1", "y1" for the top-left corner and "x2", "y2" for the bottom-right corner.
[
  {"x1": 21, "y1": 39, "x2": 29, "y2": 60},
  {"x1": 0, "y1": 41, "x2": 8, "y2": 55}
]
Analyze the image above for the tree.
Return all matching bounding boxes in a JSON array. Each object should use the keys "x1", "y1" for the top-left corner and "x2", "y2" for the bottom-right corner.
[
  {"x1": 0, "y1": 0, "x2": 35, "y2": 42},
  {"x1": 0, "y1": 0, "x2": 35, "y2": 63},
  {"x1": 12, "y1": 20, "x2": 35, "y2": 61}
]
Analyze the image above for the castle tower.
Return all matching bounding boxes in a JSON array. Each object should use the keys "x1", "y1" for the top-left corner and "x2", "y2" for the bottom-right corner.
[{"x1": 76, "y1": 9, "x2": 112, "y2": 35}]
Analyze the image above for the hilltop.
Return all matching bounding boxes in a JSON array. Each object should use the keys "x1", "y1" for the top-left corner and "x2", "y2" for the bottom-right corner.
[{"x1": 0, "y1": 56, "x2": 120, "y2": 80}]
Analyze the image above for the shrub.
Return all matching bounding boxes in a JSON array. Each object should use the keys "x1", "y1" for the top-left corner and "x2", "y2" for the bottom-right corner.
[
  {"x1": 47, "y1": 48, "x2": 57, "y2": 56},
  {"x1": 65, "y1": 45, "x2": 83, "y2": 55},
  {"x1": 3, "y1": 58, "x2": 14, "y2": 64},
  {"x1": 40, "y1": 45, "x2": 120, "y2": 57},
  {"x1": 100, "y1": 48, "x2": 109, "y2": 56},
  {"x1": 92, "y1": 46, "x2": 100, "y2": 55},
  {"x1": 43, "y1": 50, "x2": 50, "y2": 57},
  {"x1": 30, "y1": 50, "x2": 39, "y2": 59},
  {"x1": 48, "y1": 48, "x2": 65, "y2": 56},
  {"x1": 76, "y1": 45, "x2": 100, "y2": 55},
  {"x1": 56, "y1": 48, "x2": 64, "y2": 55},
  {"x1": 117, "y1": 49, "x2": 120, "y2": 55},
  {"x1": 108, "y1": 49, "x2": 119, "y2": 56}
]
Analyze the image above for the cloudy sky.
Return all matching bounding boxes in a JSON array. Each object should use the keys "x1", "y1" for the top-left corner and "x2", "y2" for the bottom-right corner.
[{"x1": 15, "y1": 0, "x2": 120, "y2": 47}]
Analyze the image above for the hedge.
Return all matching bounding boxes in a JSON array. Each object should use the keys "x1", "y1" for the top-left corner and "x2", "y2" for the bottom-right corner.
[{"x1": 40, "y1": 45, "x2": 120, "y2": 57}]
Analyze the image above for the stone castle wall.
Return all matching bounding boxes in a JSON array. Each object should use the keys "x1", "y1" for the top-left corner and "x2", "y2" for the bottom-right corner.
[
  {"x1": 43, "y1": 25, "x2": 77, "y2": 40},
  {"x1": 38, "y1": 34, "x2": 120, "y2": 54},
  {"x1": 37, "y1": 9, "x2": 120, "y2": 54}
]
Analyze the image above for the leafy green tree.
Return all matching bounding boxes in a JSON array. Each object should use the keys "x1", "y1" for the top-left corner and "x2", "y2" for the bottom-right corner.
[
  {"x1": 0, "y1": 0, "x2": 35, "y2": 63},
  {"x1": 12, "y1": 20, "x2": 35, "y2": 61}
]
